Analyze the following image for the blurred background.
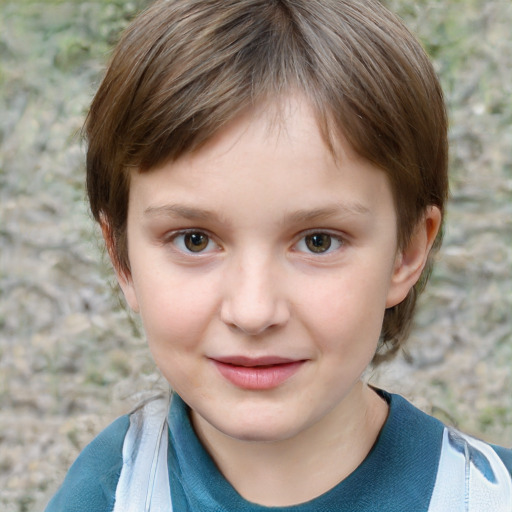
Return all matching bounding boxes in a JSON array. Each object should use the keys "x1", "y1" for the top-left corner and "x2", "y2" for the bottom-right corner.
[{"x1": 0, "y1": 0, "x2": 511, "y2": 510}]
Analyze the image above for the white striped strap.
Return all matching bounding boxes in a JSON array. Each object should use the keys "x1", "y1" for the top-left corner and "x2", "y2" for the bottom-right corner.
[
  {"x1": 113, "y1": 395, "x2": 173, "y2": 512},
  {"x1": 428, "y1": 427, "x2": 512, "y2": 511}
]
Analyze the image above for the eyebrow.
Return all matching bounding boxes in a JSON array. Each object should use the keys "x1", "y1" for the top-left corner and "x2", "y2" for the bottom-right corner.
[
  {"x1": 283, "y1": 203, "x2": 370, "y2": 224},
  {"x1": 144, "y1": 204, "x2": 226, "y2": 223},
  {"x1": 143, "y1": 202, "x2": 370, "y2": 224}
]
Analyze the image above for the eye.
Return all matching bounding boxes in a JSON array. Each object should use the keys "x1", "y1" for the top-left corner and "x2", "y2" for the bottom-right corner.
[
  {"x1": 295, "y1": 232, "x2": 343, "y2": 254},
  {"x1": 172, "y1": 231, "x2": 217, "y2": 253}
]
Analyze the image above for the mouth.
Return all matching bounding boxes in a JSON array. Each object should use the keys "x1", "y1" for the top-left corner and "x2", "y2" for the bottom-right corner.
[{"x1": 210, "y1": 356, "x2": 305, "y2": 390}]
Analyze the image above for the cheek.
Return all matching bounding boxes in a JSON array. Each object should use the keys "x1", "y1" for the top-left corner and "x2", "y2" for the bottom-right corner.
[
  {"x1": 134, "y1": 269, "x2": 220, "y2": 347},
  {"x1": 294, "y1": 271, "x2": 388, "y2": 353},
  {"x1": 135, "y1": 276, "x2": 217, "y2": 394}
]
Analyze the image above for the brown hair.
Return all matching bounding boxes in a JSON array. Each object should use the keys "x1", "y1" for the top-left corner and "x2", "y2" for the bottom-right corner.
[{"x1": 85, "y1": 0, "x2": 448, "y2": 364}]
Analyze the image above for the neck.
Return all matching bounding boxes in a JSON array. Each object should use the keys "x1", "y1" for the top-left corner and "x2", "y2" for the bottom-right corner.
[{"x1": 191, "y1": 383, "x2": 388, "y2": 507}]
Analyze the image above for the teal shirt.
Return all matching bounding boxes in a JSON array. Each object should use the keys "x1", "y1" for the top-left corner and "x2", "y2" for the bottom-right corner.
[{"x1": 46, "y1": 391, "x2": 512, "y2": 511}]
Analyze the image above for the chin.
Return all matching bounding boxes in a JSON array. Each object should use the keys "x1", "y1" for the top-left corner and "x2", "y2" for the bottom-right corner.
[{"x1": 214, "y1": 413, "x2": 305, "y2": 444}]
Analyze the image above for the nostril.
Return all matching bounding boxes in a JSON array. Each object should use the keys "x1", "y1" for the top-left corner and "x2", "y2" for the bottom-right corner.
[{"x1": 220, "y1": 298, "x2": 290, "y2": 336}]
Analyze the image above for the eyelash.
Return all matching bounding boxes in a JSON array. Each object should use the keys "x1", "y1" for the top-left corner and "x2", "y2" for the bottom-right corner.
[
  {"x1": 165, "y1": 230, "x2": 219, "y2": 255},
  {"x1": 293, "y1": 230, "x2": 345, "y2": 255},
  {"x1": 164, "y1": 229, "x2": 345, "y2": 257}
]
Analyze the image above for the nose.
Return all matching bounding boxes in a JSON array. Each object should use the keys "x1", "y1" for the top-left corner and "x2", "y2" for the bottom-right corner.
[{"x1": 220, "y1": 257, "x2": 290, "y2": 336}]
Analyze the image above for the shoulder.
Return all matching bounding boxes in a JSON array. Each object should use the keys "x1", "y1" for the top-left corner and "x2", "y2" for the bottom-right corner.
[
  {"x1": 377, "y1": 391, "x2": 512, "y2": 510},
  {"x1": 45, "y1": 415, "x2": 130, "y2": 512},
  {"x1": 428, "y1": 427, "x2": 512, "y2": 511}
]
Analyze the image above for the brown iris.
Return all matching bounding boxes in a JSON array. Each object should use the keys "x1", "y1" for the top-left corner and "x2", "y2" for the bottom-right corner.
[
  {"x1": 305, "y1": 233, "x2": 332, "y2": 253},
  {"x1": 184, "y1": 232, "x2": 209, "y2": 252}
]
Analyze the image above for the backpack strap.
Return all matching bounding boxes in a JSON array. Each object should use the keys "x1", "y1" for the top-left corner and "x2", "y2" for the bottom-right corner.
[
  {"x1": 428, "y1": 427, "x2": 512, "y2": 511},
  {"x1": 113, "y1": 395, "x2": 173, "y2": 512}
]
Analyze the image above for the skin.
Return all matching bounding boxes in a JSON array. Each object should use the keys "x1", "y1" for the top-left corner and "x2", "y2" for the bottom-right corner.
[{"x1": 111, "y1": 96, "x2": 441, "y2": 506}]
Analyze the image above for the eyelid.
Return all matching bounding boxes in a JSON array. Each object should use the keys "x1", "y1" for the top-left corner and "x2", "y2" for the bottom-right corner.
[
  {"x1": 292, "y1": 229, "x2": 346, "y2": 255},
  {"x1": 295, "y1": 228, "x2": 347, "y2": 241},
  {"x1": 164, "y1": 228, "x2": 221, "y2": 254}
]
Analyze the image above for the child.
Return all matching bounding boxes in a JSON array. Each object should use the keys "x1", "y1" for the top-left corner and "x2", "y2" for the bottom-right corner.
[{"x1": 46, "y1": 0, "x2": 512, "y2": 510}]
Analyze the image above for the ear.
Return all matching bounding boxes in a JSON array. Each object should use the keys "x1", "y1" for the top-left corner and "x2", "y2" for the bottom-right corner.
[
  {"x1": 386, "y1": 206, "x2": 442, "y2": 308},
  {"x1": 100, "y1": 219, "x2": 140, "y2": 313}
]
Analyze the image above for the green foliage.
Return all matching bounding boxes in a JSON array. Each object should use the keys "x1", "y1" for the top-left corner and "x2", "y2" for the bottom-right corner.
[{"x1": 0, "y1": 0, "x2": 150, "y2": 75}]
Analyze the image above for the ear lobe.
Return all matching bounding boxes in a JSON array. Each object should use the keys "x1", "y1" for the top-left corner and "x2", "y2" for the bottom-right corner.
[
  {"x1": 100, "y1": 219, "x2": 140, "y2": 313},
  {"x1": 386, "y1": 206, "x2": 442, "y2": 308}
]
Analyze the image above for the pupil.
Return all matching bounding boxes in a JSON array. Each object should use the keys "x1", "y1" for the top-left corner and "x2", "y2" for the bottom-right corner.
[
  {"x1": 190, "y1": 233, "x2": 203, "y2": 245},
  {"x1": 306, "y1": 234, "x2": 331, "y2": 253},
  {"x1": 185, "y1": 232, "x2": 208, "y2": 252}
]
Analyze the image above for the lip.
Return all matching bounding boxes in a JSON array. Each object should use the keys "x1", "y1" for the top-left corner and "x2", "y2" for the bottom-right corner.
[{"x1": 210, "y1": 356, "x2": 305, "y2": 390}]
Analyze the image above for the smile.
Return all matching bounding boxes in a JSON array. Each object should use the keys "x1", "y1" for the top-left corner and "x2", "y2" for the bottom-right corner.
[{"x1": 211, "y1": 357, "x2": 305, "y2": 390}]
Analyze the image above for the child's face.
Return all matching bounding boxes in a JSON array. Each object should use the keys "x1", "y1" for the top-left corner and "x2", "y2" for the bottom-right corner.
[{"x1": 118, "y1": 96, "x2": 420, "y2": 443}]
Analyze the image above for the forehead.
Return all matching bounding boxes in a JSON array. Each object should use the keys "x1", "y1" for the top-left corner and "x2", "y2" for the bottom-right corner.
[
  {"x1": 146, "y1": 94, "x2": 354, "y2": 179},
  {"x1": 128, "y1": 96, "x2": 396, "y2": 231}
]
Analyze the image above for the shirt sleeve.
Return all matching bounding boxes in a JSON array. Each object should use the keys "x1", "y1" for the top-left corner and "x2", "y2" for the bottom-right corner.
[{"x1": 44, "y1": 415, "x2": 130, "y2": 512}]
